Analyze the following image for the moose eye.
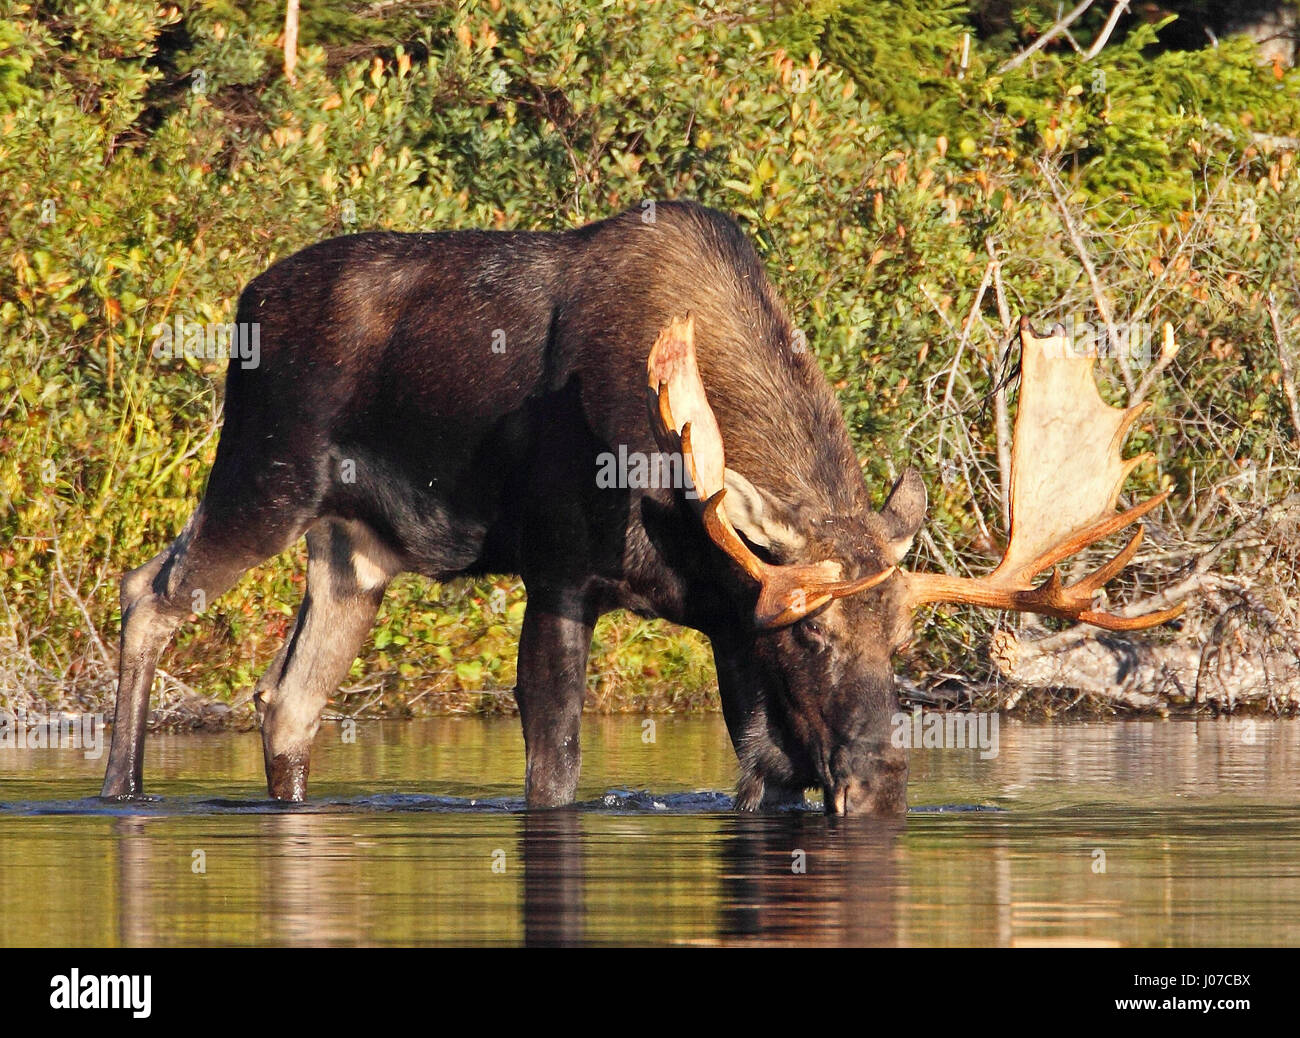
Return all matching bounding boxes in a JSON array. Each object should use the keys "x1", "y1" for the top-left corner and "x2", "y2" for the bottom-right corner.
[{"x1": 795, "y1": 618, "x2": 830, "y2": 652}]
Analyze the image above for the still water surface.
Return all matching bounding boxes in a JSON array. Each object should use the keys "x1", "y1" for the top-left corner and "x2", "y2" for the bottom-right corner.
[{"x1": 1, "y1": 716, "x2": 1297, "y2": 946}]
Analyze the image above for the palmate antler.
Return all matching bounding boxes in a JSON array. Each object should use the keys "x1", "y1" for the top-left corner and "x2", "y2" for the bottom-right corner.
[
  {"x1": 900, "y1": 317, "x2": 1184, "y2": 630},
  {"x1": 646, "y1": 315, "x2": 893, "y2": 627}
]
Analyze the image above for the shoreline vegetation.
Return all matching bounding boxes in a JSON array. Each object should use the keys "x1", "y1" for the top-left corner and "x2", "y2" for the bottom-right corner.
[{"x1": 4, "y1": 2, "x2": 1300, "y2": 727}]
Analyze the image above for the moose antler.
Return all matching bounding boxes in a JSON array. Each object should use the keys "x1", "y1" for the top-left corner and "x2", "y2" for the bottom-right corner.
[
  {"x1": 901, "y1": 317, "x2": 1183, "y2": 630},
  {"x1": 646, "y1": 314, "x2": 893, "y2": 627}
]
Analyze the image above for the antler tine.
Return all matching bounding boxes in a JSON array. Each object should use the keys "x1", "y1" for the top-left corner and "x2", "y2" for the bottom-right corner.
[
  {"x1": 658, "y1": 382, "x2": 680, "y2": 449},
  {"x1": 1072, "y1": 524, "x2": 1146, "y2": 596},
  {"x1": 904, "y1": 528, "x2": 1185, "y2": 628},
  {"x1": 647, "y1": 382, "x2": 681, "y2": 456},
  {"x1": 1076, "y1": 601, "x2": 1185, "y2": 631},
  {"x1": 995, "y1": 490, "x2": 1170, "y2": 588},
  {"x1": 1010, "y1": 525, "x2": 1183, "y2": 626},
  {"x1": 679, "y1": 422, "x2": 709, "y2": 514},
  {"x1": 697, "y1": 470, "x2": 766, "y2": 584},
  {"x1": 699, "y1": 487, "x2": 894, "y2": 626}
]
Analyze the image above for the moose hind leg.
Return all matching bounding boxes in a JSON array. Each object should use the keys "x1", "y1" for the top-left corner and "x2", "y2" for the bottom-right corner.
[
  {"x1": 103, "y1": 508, "x2": 296, "y2": 798},
  {"x1": 256, "y1": 520, "x2": 395, "y2": 801}
]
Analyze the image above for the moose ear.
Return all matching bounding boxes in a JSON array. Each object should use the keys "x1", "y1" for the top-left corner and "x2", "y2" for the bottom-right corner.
[
  {"x1": 722, "y1": 469, "x2": 807, "y2": 560},
  {"x1": 879, "y1": 468, "x2": 927, "y2": 563}
]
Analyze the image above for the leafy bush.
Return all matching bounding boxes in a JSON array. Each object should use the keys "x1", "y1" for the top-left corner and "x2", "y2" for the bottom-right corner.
[{"x1": 2, "y1": 0, "x2": 1298, "y2": 720}]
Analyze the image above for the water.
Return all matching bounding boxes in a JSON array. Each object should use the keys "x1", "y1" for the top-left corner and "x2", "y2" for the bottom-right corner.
[{"x1": 1, "y1": 716, "x2": 1297, "y2": 946}]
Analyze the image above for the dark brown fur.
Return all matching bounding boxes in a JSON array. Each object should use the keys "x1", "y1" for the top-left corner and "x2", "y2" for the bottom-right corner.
[{"x1": 102, "y1": 201, "x2": 923, "y2": 813}]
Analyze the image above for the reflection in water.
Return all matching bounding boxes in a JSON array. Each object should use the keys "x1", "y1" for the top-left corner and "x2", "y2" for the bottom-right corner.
[
  {"x1": 520, "y1": 811, "x2": 584, "y2": 947},
  {"x1": 113, "y1": 818, "x2": 153, "y2": 949},
  {"x1": 718, "y1": 816, "x2": 903, "y2": 946},
  {"x1": 2, "y1": 717, "x2": 1299, "y2": 946},
  {"x1": 258, "y1": 813, "x2": 348, "y2": 945}
]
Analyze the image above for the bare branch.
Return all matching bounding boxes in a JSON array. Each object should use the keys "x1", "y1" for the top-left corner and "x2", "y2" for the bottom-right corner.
[
  {"x1": 283, "y1": 0, "x2": 300, "y2": 84},
  {"x1": 998, "y1": 1, "x2": 1096, "y2": 74},
  {"x1": 920, "y1": 279, "x2": 996, "y2": 547},
  {"x1": 1267, "y1": 293, "x2": 1300, "y2": 445},
  {"x1": 1132, "y1": 322, "x2": 1180, "y2": 405},
  {"x1": 985, "y1": 237, "x2": 1014, "y2": 534},
  {"x1": 1037, "y1": 157, "x2": 1135, "y2": 392},
  {"x1": 1084, "y1": 1, "x2": 1132, "y2": 60}
]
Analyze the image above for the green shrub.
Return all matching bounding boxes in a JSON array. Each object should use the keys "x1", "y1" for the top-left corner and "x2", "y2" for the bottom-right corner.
[{"x1": 2, "y1": 0, "x2": 1298, "y2": 718}]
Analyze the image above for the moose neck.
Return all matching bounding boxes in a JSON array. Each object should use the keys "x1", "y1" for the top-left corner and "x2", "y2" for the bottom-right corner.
[{"x1": 696, "y1": 312, "x2": 869, "y2": 524}]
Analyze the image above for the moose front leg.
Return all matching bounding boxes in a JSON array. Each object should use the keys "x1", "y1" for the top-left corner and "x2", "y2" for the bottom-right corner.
[
  {"x1": 514, "y1": 590, "x2": 595, "y2": 807},
  {"x1": 712, "y1": 637, "x2": 810, "y2": 811}
]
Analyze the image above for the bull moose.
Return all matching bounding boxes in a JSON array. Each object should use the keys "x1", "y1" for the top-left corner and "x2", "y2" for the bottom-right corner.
[{"x1": 102, "y1": 201, "x2": 1180, "y2": 814}]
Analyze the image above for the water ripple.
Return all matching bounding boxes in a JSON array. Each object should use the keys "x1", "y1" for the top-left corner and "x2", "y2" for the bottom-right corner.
[{"x1": 0, "y1": 789, "x2": 999, "y2": 817}]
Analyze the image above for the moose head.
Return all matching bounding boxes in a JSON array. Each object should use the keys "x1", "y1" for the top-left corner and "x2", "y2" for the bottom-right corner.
[{"x1": 648, "y1": 313, "x2": 1182, "y2": 815}]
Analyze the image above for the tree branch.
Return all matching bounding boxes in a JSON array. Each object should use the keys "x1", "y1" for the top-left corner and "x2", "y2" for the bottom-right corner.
[
  {"x1": 1131, "y1": 322, "x2": 1180, "y2": 405},
  {"x1": 1084, "y1": 1, "x2": 1132, "y2": 60},
  {"x1": 284, "y1": 0, "x2": 300, "y2": 85},
  {"x1": 985, "y1": 237, "x2": 1014, "y2": 535},
  {"x1": 1037, "y1": 157, "x2": 1135, "y2": 392},
  {"x1": 1267, "y1": 293, "x2": 1300, "y2": 445},
  {"x1": 998, "y1": 1, "x2": 1096, "y2": 74}
]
